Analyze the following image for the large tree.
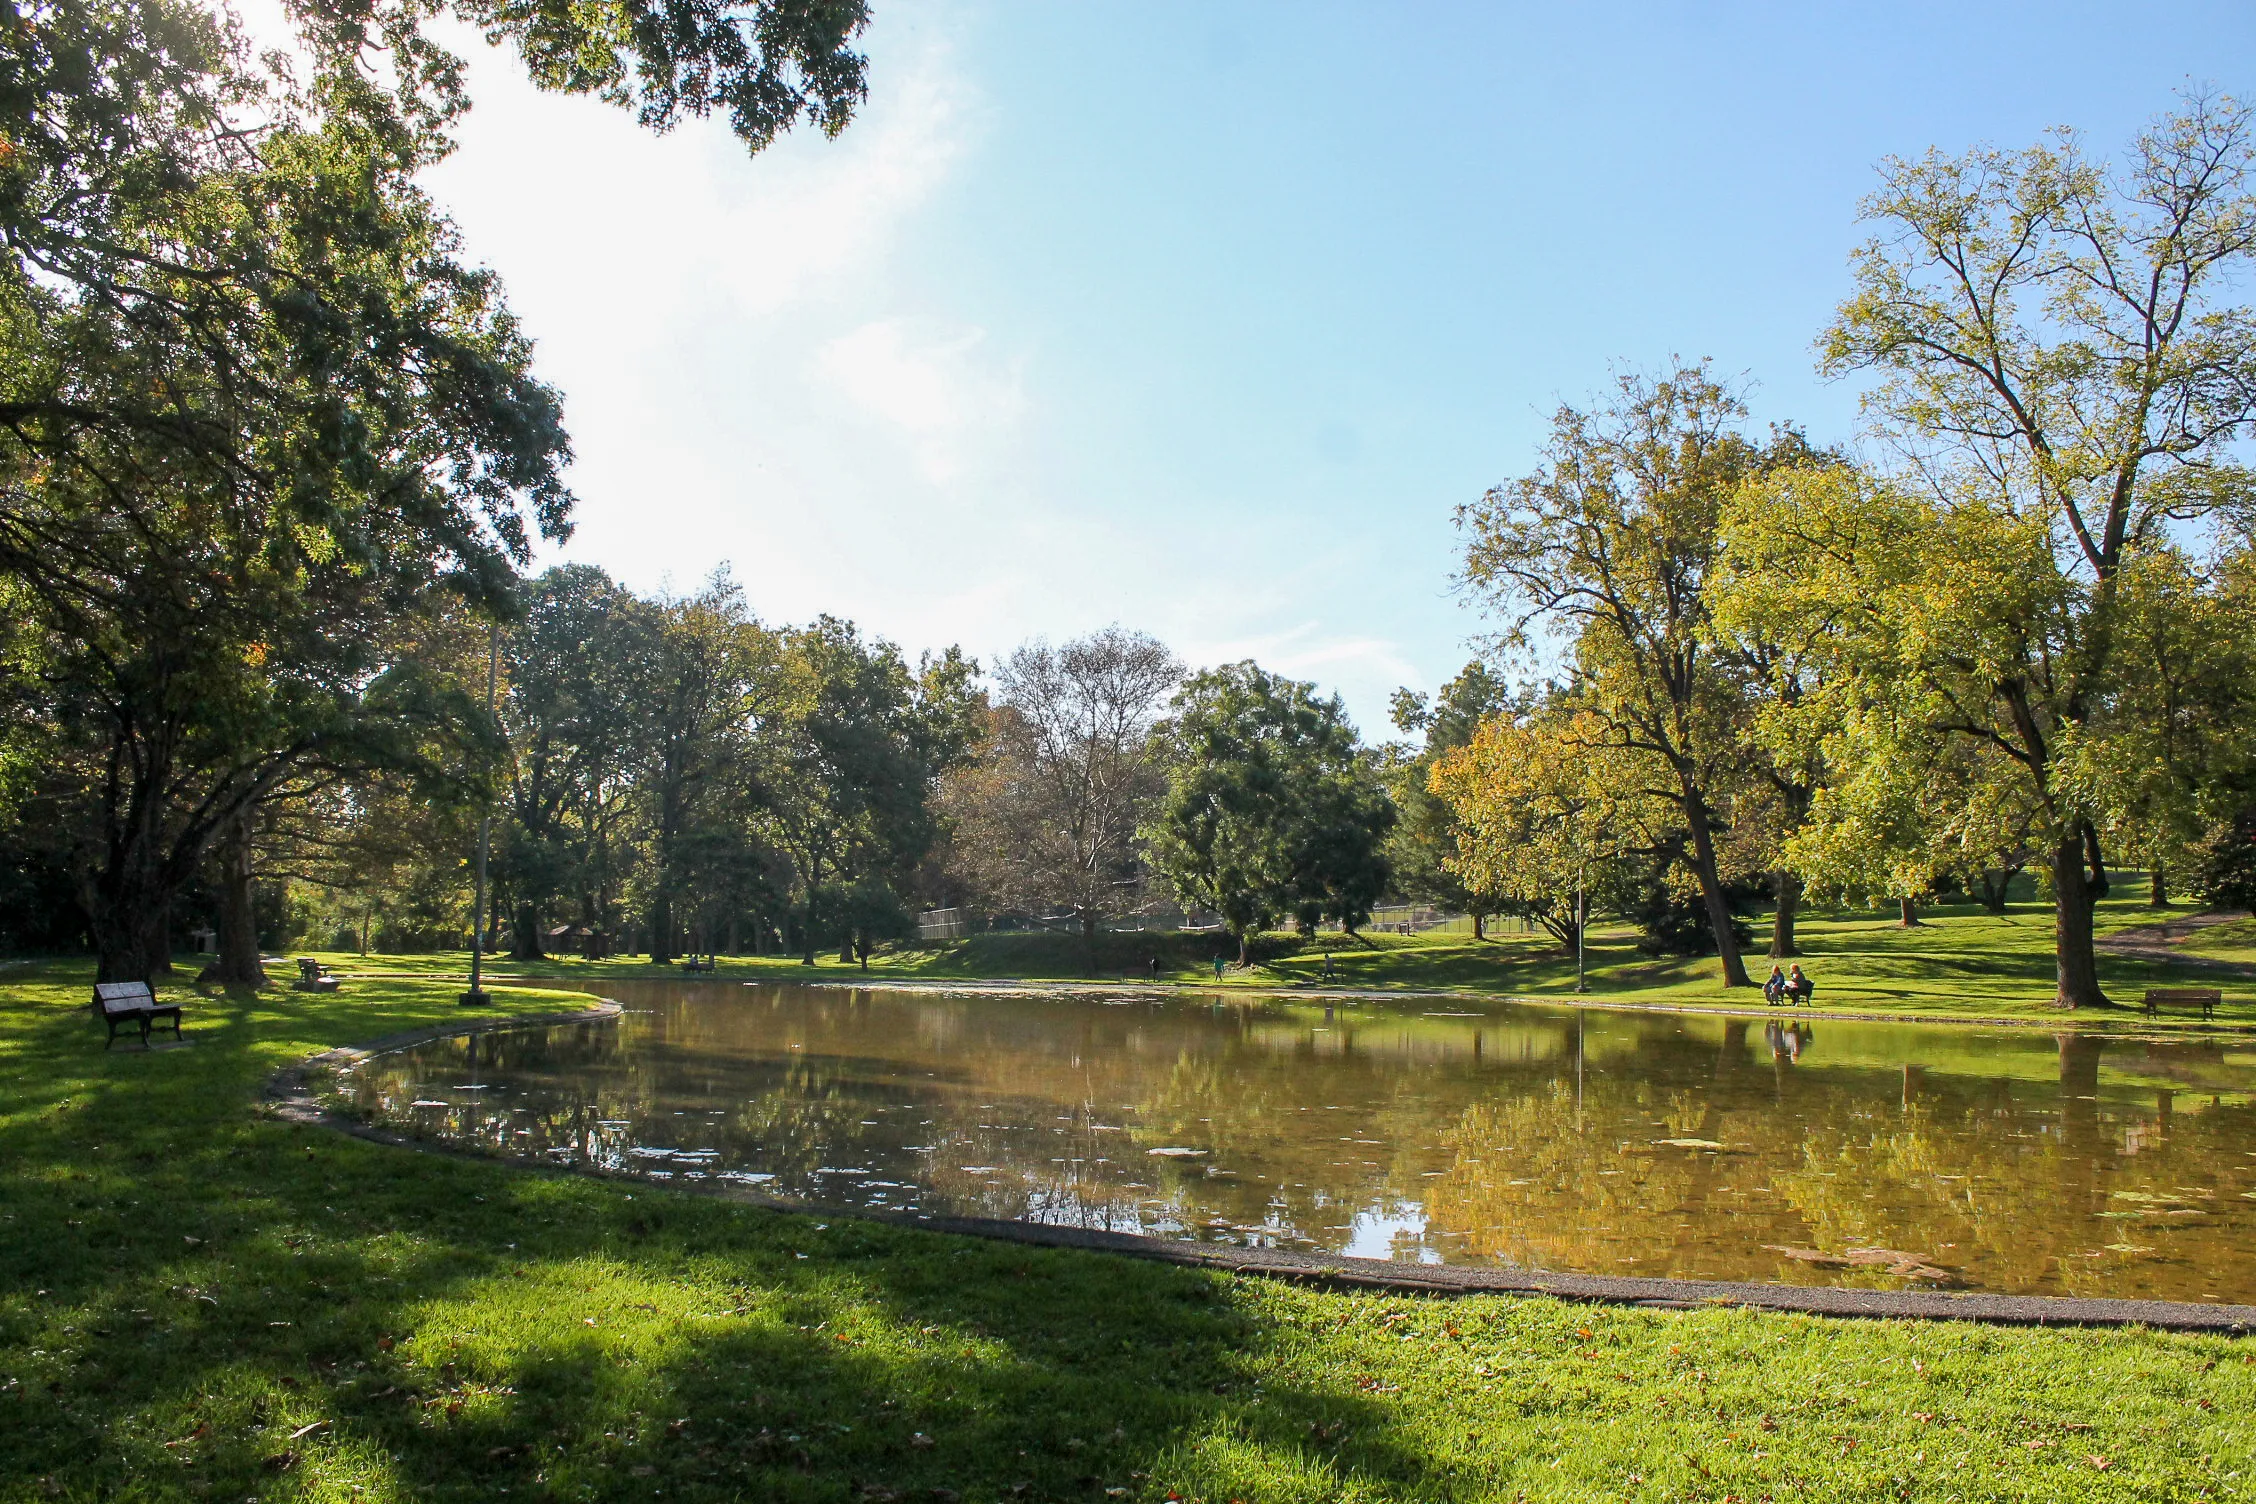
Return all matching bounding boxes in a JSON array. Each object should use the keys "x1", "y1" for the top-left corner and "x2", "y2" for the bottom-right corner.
[
  {"x1": 0, "y1": 0, "x2": 877, "y2": 978},
  {"x1": 0, "y1": 2, "x2": 572, "y2": 979},
  {"x1": 1456, "y1": 364, "x2": 1811, "y2": 987},
  {"x1": 1745, "y1": 94, "x2": 2256, "y2": 1008},
  {"x1": 754, "y1": 618, "x2": 978, "y2": 964},
  {"x1": 945, "y1": 627, "x2": 1180, "y2": 943},
  {"x1": 637, "y1": 574, "x2": 780, "y2": 963},
  {"x1": 1143, "y1": 662, "x2": 1393, "y2": 964},
  {"x1": 494, "y1": 566, "x2": 655, "y2": 958}
]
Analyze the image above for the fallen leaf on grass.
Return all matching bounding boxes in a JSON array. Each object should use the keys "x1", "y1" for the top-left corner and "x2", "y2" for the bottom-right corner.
[
  {"x1": 287, "y1": 1421, "x2": 329, "y2": 1441},
  {"x1": 264, "y1": 1450, "x2": 297, "y2": 1472},
  {"x1": 2089, "y1": 1455, "x2": 2112, "y2": 1470}
]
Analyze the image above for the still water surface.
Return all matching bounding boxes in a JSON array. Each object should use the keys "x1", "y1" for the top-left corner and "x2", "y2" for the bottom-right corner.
[{"x1": 337, "y1": 981, "x2": 2256, "y2": 1302}]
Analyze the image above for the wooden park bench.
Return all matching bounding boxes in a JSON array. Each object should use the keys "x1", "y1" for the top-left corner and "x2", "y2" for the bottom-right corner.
[
  {"x1": 678, "y1": 955, "x2": 715, "y2": 973},
  {"x1": 2141, "y1": 987, "x2": 2220, "y2": 1021},
  {"x1": 90, "y1": 981, "x2": 183, "y2": 1049},
  {"x1": 293, "y1": 957, "x2": 341, "y2": 993}
]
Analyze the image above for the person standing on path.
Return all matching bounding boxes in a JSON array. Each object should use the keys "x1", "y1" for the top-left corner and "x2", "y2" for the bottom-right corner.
[{"x1": 1213, "y1": 954, "x2": 1227, "y2": 983}]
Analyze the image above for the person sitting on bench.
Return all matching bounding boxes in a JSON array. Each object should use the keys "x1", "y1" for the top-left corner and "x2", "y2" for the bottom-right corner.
[
  {"x1": 1786, "y1": 964, "x2": 1815, "y2": 1006},
  {"x1": 1763, "y1": 964, "x2": 1788, "y2": 1005}
]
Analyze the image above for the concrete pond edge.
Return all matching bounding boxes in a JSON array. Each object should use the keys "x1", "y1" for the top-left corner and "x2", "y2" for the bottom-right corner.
[{"x1": 262, "y1": 1000, "x2": 2256, "y2": 1337}]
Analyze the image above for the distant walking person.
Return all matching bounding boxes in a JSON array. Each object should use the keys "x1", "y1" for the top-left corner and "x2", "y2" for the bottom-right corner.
[
  {"x1": 1149, "y1": 955, "x2": 1161, "y2": 982},
  {"x1": 1213, "y1": 954, "x2": 1227, "y2": 983}
]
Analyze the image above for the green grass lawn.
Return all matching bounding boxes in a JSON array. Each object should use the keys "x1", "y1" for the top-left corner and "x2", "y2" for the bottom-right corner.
[
  {"x1": 3, "y1": 961, "x2": 2254, "y2": 1502},
  {"x1": 326, "y1": 888, "x2": 2256, "y2": 1031}
]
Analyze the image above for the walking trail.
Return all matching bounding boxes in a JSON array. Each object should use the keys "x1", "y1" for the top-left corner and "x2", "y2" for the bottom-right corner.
[{"x1": 2096, "y1": 908, "x2": 2254, "y2": 974}]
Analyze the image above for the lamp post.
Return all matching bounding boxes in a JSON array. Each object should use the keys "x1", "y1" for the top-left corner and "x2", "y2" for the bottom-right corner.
[
  {"x1": 1574, "y1": 861, "x2": 1587, "y2": 995},
  {"x1": 460, "y1": 620, "x2": 500, "y2": 1006}
]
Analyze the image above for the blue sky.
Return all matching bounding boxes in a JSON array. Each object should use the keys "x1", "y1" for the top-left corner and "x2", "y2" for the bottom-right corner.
[{"x1": 409, "y1": 1, "x2": 2251, "y2": 736}]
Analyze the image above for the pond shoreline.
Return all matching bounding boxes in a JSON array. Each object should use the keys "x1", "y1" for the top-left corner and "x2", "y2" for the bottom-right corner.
[
  {"x1": 266, "y1": 995, "x2": 2256, "y2": 1334},
  {"x1": 744, "y1": 974, "x2": 2256, "y2": 1039}
]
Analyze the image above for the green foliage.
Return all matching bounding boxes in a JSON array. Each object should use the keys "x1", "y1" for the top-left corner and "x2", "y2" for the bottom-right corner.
[
  {"x1": 1143, "y1": 663, "x2": 1394, "y2": 956},
  {"x1": 0, "y1": 0, "x2": 573, "y2": 978},
  {"x1": 1786, "y1": 91, "x2": 2256, "y2": 1006},
  {"x1": 755, "y1": 617, "x2": 982, "y2": 960},
  {"x1": 1454, "y1": 363, "x2": 1822, "y2": 986},
  {"x1": 2197, "y1": 811, "x2": 2256, "y2": 912},
  {"x1": 1384, "y1": 662, "x2": 1508, "y2": 920}
]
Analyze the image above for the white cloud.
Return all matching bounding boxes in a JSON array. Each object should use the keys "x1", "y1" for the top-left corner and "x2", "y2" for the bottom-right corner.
[{"x1": 816, "y1": 319, "x2": 1027, "y2": 482}]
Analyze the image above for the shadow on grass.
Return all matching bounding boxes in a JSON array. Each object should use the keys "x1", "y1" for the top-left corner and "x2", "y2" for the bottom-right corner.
[{"x1": 0, "y1": 975, "x2": 1488, "y2": 1503}]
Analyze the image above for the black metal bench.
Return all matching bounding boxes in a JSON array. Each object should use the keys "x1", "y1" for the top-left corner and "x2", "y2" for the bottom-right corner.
[
  {"x1": 91, "y1": 981, "x2": 183, "y2": 1048},
  {"x1": 2142, "y1": 987, "x2": 2219, "y2": 1020},
  {"x1": 294, "y1": 957, "x2": 341, "y2": 993}
]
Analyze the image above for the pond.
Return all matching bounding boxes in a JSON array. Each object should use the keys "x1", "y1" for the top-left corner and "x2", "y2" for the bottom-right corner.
[{"x1": 335, "y1": 980, "x2": 2256, "y2": 1303}]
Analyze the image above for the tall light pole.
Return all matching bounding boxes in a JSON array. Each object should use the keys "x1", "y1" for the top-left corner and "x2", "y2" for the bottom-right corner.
[
  {"x1": 460, "y1": 619, "x2": 500, "y2": 1006},
  {"x1": 1574, "y1": 861, "x2": 1587, "y2": 995}
]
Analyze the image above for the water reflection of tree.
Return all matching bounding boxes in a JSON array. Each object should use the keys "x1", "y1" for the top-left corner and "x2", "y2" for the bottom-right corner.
[{"x1": 342, "y1": 987, "x2": 2256, "y2": 1297}]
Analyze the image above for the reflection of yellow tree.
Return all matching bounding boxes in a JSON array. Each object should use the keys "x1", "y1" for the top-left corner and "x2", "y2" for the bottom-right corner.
[
  {"x1": 1424, "y1": 1082, "x2": 1718, "y2": 1272},
  {"x1": 343, "y1": 984, "x2": 2256, "y2": 1297}
]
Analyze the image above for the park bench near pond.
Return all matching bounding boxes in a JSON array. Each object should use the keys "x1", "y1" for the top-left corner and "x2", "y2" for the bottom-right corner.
[
  {"x1": 89, "y1": 981, "x2": 183, "y2": 1048},
  {"x1": 2141, "y1": 987, "x2": 2220, "y2": 1021},
  {"x1": 294, "y1": 957, "x2": 341, "y2": 993},
  {"x1": 678, "y1": 955, "x2": 715, "y2": 973}
]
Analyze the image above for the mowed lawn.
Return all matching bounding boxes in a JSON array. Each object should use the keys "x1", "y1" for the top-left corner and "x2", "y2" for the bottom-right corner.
[
  {"x1": 2, "y1": 963, "x2": 2253, "y2": 1503},
  {"x1": 340, "y1": 887, "x2": 2256, "y2": 1030}
]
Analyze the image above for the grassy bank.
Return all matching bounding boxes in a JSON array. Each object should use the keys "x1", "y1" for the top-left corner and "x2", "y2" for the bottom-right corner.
[
  {"x1": 3, "y1": 961, "x2": 2253, "y2": 1502},
  {"x1": 328, "y1": 888, "x2": 2256, "y2": 1030}
]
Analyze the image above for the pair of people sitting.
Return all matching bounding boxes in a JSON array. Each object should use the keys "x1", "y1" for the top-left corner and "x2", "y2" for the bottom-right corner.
[{"x1": 1763, "y1": 963, "x2": 1814, "y2": 1006}]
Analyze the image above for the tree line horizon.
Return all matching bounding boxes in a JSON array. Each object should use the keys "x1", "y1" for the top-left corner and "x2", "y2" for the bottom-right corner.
[{"x1": 0, "y1": 0, "x2": 2247, "y2": 1010}]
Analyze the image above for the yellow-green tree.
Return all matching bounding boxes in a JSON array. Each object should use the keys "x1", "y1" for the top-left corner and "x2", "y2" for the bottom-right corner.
[
  {"x1": 1730, "y1": 95, "x2": 2256, "y2": 1007},
  {"x1": 1428, "y1": 706, "x2": 1660, "y2": 949},
  {"x1": 1455, "y1": 363, "x2": 1812, "y2": 985}
]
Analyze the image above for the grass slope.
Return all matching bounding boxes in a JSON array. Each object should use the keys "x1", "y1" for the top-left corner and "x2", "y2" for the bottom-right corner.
[
  {"x1": 2, "y1": 962, "x2": 2253, "y2": 1503},
  {"x1": 334, "y1": 890, "x2": 2256, "y2": 1030}
]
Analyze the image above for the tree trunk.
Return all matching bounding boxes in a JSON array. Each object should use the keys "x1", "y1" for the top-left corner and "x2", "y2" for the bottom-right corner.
[
  {"x1": 2050, "y1": 827, "x2": 2110, "y2": 1009},
  {"x1": 1682, "y1": 796, "x2": 1752, "y2": 987},
  {"x1": 143, "y1": 900, "x2": 175, "y2": 980},
  {"x1": 1768, "y1": 870, "x2": 1801, "y2": 959},
  {"x1": 203, "y1": 816, "x2": 267, "y2": 986},
  {"x1": 648, "y1": 891, "x2": 675, "y2": 965},
  {"x1": 1897, "y1": 895, "x2": 1922, "y2": 927},
  {"x1": 2148, "y1": 864, "x2": 2167, "y2": 909},
  {"x1": 1975, "y1": 868, "x2": 2015, "y2": 916},
  {"x1": 1472, "y1": 911, "x2": 1486, "y2": 941},
  {"x1": 512, "y1": 900, "x2": 545, "y2": 960},
  {"x1": 1236, "y1": 930, "x2": 1249, "y2": 967}
]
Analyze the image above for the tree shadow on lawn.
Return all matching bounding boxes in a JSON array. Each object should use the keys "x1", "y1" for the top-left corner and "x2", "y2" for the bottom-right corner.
[{"x1": 0, "y1": 990, "x2": 1483, "y2": 1504}]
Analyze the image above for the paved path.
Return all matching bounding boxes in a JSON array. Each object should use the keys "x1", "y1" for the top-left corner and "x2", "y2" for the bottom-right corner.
[{"x1": 2097, "y1": 909, "x2": 2254, "y2": 973}]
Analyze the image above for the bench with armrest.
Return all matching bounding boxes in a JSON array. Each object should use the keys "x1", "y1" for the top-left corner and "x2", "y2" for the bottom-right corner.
[
  {"x1": 2141, "y1": 987, "x2": 2219, "y2": 1020},
  {"x1": 90, "y1": 981, "x2": 183, "y2": 1048},
  {"x1": 294, "y1": 957, "x2": 341, "y2": 993},
  {"x1": 678, "y1": 955, "x2": 715, "y2": 973}
]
